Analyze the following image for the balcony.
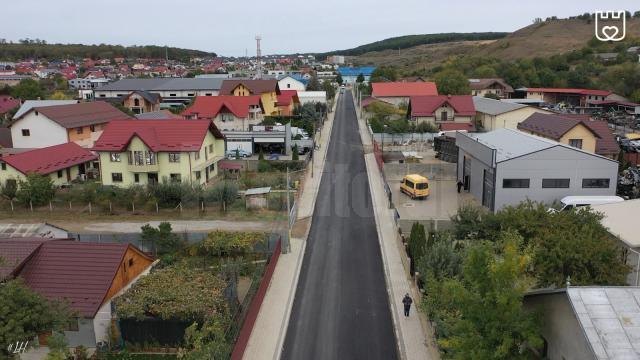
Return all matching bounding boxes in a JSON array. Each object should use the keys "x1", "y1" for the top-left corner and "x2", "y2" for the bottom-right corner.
[{"x1": 127, "y1": 163, "x2": 159, "y2": 173}]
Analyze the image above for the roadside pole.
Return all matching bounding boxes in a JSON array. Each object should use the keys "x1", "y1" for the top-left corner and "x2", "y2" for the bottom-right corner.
[{"x1": 286, "y1": 166, "x2": 291, "y2": 253}]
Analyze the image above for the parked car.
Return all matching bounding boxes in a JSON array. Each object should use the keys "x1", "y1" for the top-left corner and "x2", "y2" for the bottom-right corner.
[
  {"x1": 225, "y1": 149, "x2": 252, "y2": 159},
  {"x1": 548, "y1": 195, "x2": 624, "y2": 213},
  {"x1": 400, "y1": 174, "x2": 430, "y2": 200}
]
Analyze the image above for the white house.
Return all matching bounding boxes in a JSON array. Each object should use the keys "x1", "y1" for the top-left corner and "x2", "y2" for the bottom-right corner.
[{"x1": 277, "y1": 75, "x2": 306, "y2": 91}]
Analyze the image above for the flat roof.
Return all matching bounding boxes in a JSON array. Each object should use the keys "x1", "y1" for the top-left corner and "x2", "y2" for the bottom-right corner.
[
  {"x1": 592, "y1": 200, "x2": 640, "y2": 248},
  {"x1": 568, "y1": 287, "x2": 640, "y2": 359},
  {"x1": 245, "y1": 187, "x2": 271, "y2": 195},
  {"x1": 472, "y1": 96, "x2": 526, "y2": 115}
]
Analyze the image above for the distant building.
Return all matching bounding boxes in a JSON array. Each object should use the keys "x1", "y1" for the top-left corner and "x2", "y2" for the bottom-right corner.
[
  {"x1": 277, "y1": 75, "x2": 307, "y2": 91},
  {"x1": 69, "y1": 77, "x2": 110, "y2": 90},
  {"x1": 10, "y1": 101, "x2": 131, "y2": 149},
  {"x1": 518, "y1": 113, "x2": 620, "y2": 159},
  {"x1": 0, "y1": 74, "x2": 33, "y2": 87},
  {"x1": 371, "y1": 81, "x2": 438, "y2": 105},
  {"x1": 338, "y1": 66, "x2": 376, "y2": 84},
  {"x1": 94, "y1": 78, "x2": 225, "y2": 104},
  {"x1": 182, "y1": 95, "x2": 264, "y2": 131},
  {"x1": 219, "y1": 79, "x2": 280, "y2": 115},
  {"x1": 0, "y1": 95, "x2": 20, "y2": 121},
  {"x1": 516, "y1": 87, "x2": 611, "y2": 107},
  {"x1": 276, "y1": 90, "x2": 300, "y2": 116},
  {"x1": 122, "y1": 91, "x2": 162, "y2": 114},
  {"x1": 408, "y1": 95, "x2": 476, "y2": 131},
  {"x1": 468, "y1": 78, "x2": 513, "y2": 98},
  {"x1": 472, "y1": 96, "x2": 551, "y2": 131},
  {"x1": 326, "y1": 55, "x2": 345, "y2": 65},
  {"x1": 456, "y1": 129, "x2": 618, "y2": 212}
]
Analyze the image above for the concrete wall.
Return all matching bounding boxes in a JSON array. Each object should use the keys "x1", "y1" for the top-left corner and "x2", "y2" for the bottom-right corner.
[
  {"x1": 524, "y1": 293, "x2": 596, "y2": 360},
  {"x1": 495, "y1": 146, "x2": 617, "y2": 210},
  {"x1": 383, "y1": 163, "x2": 457, "y2": 181},
  {"x1": 64, "y1": 318, "x2": 97, "y2": 348},
  {"x1": 11, "y1": 112, "x2": 68, "y2": 148}
]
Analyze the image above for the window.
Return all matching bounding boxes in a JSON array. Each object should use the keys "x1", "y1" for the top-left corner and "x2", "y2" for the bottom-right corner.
[
  {"x1": 134, "y1": 173, "x2": 140, "y2": 183},
  {"x1": 90, "y1": 125, "x2": 96, "y2": 132},
  {"x1": 568, "y1": 139, "x2": 583, "y2": 149},
  {"x1": 170, "y1": 173, "x2": 181, "y2": 183},
  {"x1": 66, "y1": 318, "x2": 79, "y2": 332},
  {"x1": 145, "y1": 151, "x2": 156, "y2": 165},
  {"x1": 133, "y1": 151, "x2": 144, "y2": 165},
  {"x1": 128, "y1": 258, "x2": 134, "y2": 267},
  {"x1": 542, "y1": 179, "x2": 570, "y2": 188},
  {"x1": 168, "y1": 153, "x2": 180, "y2": 163},
  {"x1": 57, "y1": 170, "x2": 63, "y2": 178},
  {"x1": 582, "y1": 178, "x2": 610, "y2": 188},
  {"x1": 287, "y1": 84, "x2": 291, "y2": 88},
  {"x1": 195, "y1": 171, "x2": 201, "y2": 180},
  {"x1": 222, "y1": 113, "x2": 234, "y2": 122},
  {"x1": 134, "y1": 98, "x2": 140, "y2": 107},
  {"x1": 205, "y1": 93, "x2": 212, "y2": 96},
  {"x1": 187, "y1": 93, "x2": 195, "y2": 97},
  {"x1": 110, "y1": 153, "x2": 121, "y2": 162},
  {"x1": 0, "y1": 162, "x2": 5, "y2": 171},
  {"x1": 111, "y1": 173, "x2": 123, "y2": 182},
  {"x1": 440, "y1": 111, "x2": 448, "y2": 121},
  {"x1": 194, "y1": 151, "x2": 200, "y2": 160},
  {"x1": 21, "y1": 129, "x2": 30, "y2": 136},
  {"x1": 502, "y1": 179, "x2": 530, "y2": 188},
  {"x1": 208, "y1": 144, "x2": 213, "y2": 154},
  {"x1": 169, "y1": 93, "x2": 177, "y2": 97},
  {"x1": 76, "y1": 127, "x2": 83, "y2": 134}
]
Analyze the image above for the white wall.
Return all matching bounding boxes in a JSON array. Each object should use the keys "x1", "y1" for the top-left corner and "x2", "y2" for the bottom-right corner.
[
  {"x1": 278, "y1": 78, "x2": 305, "y2": 91},
  {"x1": 95, "y1": 89, "x2": 220, "y2": 98},
  {"x1": 11, "y1": 112, "x2": 68, "y2": 148}
]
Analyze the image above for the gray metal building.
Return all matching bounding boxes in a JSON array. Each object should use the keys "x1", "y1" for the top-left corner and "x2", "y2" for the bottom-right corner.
[{"x1": 456, "y1": 128, "x2": 618, "y2": 212}]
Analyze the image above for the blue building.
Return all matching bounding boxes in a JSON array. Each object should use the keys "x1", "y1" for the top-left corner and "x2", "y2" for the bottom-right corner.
[{"x1": 338, "y1": 66, "x2": 376, "y2": 84}]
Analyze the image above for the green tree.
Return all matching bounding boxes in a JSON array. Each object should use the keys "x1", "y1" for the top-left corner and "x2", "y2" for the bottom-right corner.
[
  {"x1": 434, "y1": 69, "x2": 471, "y2": 95},
  {"x1": 207, "y1": 180, "x2": 239, "y2": 210},
  {"x1": 306, "y1": 74, "x2": 321, "y2": 91},
  {"x1": 416, "y1": 231, "x2": 463, "y2": 280},
  {"x1": 11, "y1": 78, "x2": 45, "y2": 100},
  {"x1": 292, "y1": 144, "x2": 299, "y2": 160},
  {"x1": 141, "y1": 222, "x2": 184, "y2": 256},
  {"x1": 370, "y1": 66, "x2": 398, "y2": 83},
  {"x1": 408, "y1": 222, "x2": 427, "y2": 264},
  {"x1": 335, "y1": 73, "x2": 343, "y2": 85},
  {"x1": 16, "y1": 173, "x2": 55, "y2": 206},
  {"x1": 0, "y1": 279, "x2": 72, "y2": 358},
  {"x1": 44, "y1": 332, "x2": 69, "y2": 360},
  {"x1": 322, "y1": 79, "x2": 336, "y2": 100},
  {"x1": 49, "y1": 91, "x2": 72, "y2": 100},
  {"x1": 483, "y1": 93, "x2": 500, "y2": 100},
  {"x1": 438, "y1": 234, "x2": 542, "y2": 359},
  {"x1": 1, "y1": 180, "x2": 17, "y2": 200},
  {"x1": 356, "y1": 73, "x2": 365, "y2": 83}
]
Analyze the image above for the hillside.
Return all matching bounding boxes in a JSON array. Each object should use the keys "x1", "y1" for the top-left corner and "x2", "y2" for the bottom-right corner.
[
  {"x1": 322, "y1": 32, "x2": 507, "y2": 57},
  {"x1": 0, "y1": 43, "x2": 216, "y2": 61},
  {"x1": 351, "y1": 18, "x2": 640, "y2": 71}
]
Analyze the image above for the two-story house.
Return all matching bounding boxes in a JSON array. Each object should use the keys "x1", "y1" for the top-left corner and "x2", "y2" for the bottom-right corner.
[
  {"x1": 276, "y1": 90, "x2": 300, "y2": 116},
  {"x1": 122, "y1": 91, "x2": 161, "y2": 114},
  {"x1": 407, "y1": 95, "x2": 476, "y2": 131},
  {"x1": 93, "y1": 120, "x2": 225, "y2": 186},
  {"x1": 517, "y1": 113, "x2": 620, "y2": 159},
  {"x1": 220, "y1": 79, "x2": 280, "y2": 115},
  {"x1": 181, "y1": 96, "x2": 264, "y2": 131},
  {"x1": 468, "y1": 78, "x2": 514, "y2": 98},
  {"x1": 9, "y1": 101, "x2": 131, "y2": 149}
]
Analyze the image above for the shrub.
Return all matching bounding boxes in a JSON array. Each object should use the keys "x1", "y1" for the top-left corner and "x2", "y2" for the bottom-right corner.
[
  {"x1": 206, "y1": 181, "x2": 238, "y2": 210},
  {"x1": 1, "y1": 180, "x2": 17, "y2": 200},
  {"x1": 292, "y1": 145, "x2": 299, "y2": 161},
  {"x1": 257, "y1": 160, "x2": 272, "y2": 173},
  {"x1": 16, "y1": 173, "x2": 55, "y2": 206}
]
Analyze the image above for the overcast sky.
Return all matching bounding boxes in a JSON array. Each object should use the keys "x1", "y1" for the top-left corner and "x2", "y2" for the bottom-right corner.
[{"x1": 3, "y1": 0, "x2": 639, "y2": 56}]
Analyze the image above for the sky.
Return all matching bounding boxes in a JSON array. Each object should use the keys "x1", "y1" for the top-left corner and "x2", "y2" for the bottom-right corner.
[{"x1": 3, "y1": 0, "x2": 639, "y2": 56}]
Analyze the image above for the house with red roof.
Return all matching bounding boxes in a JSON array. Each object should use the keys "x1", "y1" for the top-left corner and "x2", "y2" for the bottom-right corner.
[
  {"x1": 517, "y1": 113, "x2": 620, "y2": 159},
  {"x1": 0, "y1": 142, "x2": 97, "y2": 187},
  {"x1": 9, "y1": 101, "x2": 131, "y2": 149},
  {"x1": 469, "y1": 78, "x2": 514, "y2": 99},
  {"x1": 182, "y1": 95, "x2": 264, "y2": 131},
  {"x1": 371, "y1": 81, "x2": 438, "y2": 106},
  {"x1": 517, "y1": 87, "x2": 612, "y2": 107},
  {"x1": 0, "y1": 238, "x2": 155, "y2": 348},
  {"x1": 93, "y1": 119, "x2": 225, "y2": 186},
  {"x1": 0, "y1": 95, "x2": 20, "y2": 121},
  {"x1": 276, "y1": 90, "x2": 300, "y2": 116},
  {"x1": 220, "y1": 79, "x2": 280, "y2": 115},
  {"x1": 407, "y1": 95, "x2": 476, "y2": 131}
]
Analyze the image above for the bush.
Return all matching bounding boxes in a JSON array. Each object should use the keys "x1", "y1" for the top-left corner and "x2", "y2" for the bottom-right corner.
[
  {"x1": 206, "y1": 181, "x2": 238, "y2": 210},
  {"x1": 16, "y1": 173, "x2": 55, "y2": 206},
  {"x1": 292, "y1": 145, "x2": 299, "y2": 161},
  {"x1": 257, "y1": 160, "x2": 272, "y2": 173},
  {"x1": 1, "y1": 180, "x2": 17, "y2": 200}
]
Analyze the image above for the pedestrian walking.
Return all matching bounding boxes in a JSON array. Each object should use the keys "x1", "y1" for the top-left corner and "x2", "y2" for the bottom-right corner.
[
  {"x1": 457, "y1": 180, "x2": 463, "y2": 193},
  {"x1": 402, "y1": 293, "x2": 413, "y2": 317}
]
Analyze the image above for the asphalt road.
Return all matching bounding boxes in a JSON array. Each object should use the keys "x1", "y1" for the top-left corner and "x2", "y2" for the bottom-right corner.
[{"x1": 282, "y1": 91, "x2": 397, "y2": 360}]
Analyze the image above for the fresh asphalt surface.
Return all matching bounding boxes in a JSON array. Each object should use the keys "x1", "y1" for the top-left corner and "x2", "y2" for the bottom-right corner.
[{"x1": 282, "y1": 91, "x2": 398, "y2": 360}]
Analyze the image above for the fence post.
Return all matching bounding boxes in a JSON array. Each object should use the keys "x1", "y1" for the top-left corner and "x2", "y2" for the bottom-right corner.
[
  {"x1": 30, "y1": 201, "x2": 33, "y2": 212},
  {"x1": 89, "y1": 202, "x2": 92, "y2": 215},
  {"x1": 201, "y1": 201, "x2": 205, "y2": 212},
  {"x1": 156, "y1": 202, "x2": 159, "y2": 213},
  {"x1": 69, "y1": 201, "x2": 72, "y2": 210},
  {"x1": 109, "y1": 201, "x2": 112, "y2": 213},
  {"x1": 49, "y1": 201, "x2": 52, "y2": 212},
  {"x1": 10, "y1": 200, "x2": 13, "y2": 212},
  {"x1": 179, "y1": 202, "x2": 183, "y2": 213},
  {"x1": 132, "y1": 201, "x2": 135, "y2": 213}
]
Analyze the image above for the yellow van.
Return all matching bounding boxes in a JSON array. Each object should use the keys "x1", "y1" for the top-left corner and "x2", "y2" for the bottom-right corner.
[{"x1": 400, "y1": 174, "x2": 430, "y2": 199}]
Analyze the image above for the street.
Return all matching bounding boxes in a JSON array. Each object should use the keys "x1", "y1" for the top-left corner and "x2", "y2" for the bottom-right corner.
[{"x1": 282, "y1": 91, "x2": 398, "y2": 360}]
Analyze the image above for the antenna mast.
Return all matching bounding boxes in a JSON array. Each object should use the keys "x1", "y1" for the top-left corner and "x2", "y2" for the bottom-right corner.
[{"x1": 255, "y1": 35, "x2": 262, "y2": 79}]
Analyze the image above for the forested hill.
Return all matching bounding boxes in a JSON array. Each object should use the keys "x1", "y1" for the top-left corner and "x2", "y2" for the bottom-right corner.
[
  {"x1": 322, "y1": 32, "x2": 508, "y2": 57},
  {"x1": 0, "y1": 42, "x2": 216, "y2": 61}
]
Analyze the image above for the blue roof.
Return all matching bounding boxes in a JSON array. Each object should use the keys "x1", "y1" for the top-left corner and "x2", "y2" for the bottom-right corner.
[{"x1": 338, "y1": 66, "x2": 376, "y2": 77}]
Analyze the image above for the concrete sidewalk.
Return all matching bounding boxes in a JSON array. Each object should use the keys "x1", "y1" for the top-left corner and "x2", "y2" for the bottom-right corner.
[
  {"x1": 242, "y1": 96, "x2": 337, "y2": 360},
  {"x1": 355, "y1": 94, "x2": 440, "y2": 360}
]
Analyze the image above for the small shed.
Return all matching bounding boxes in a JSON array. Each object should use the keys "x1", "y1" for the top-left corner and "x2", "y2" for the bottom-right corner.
[{"x1": 245, "y1": 187, "x2": 271, "y2": 209}]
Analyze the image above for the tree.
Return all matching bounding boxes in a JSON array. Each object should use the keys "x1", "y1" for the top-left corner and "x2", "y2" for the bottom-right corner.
[
  {"x1": 434, "y1": 69, "x2": 471, "y2": 95},
  {"x1": 207, "y1": 180, "x2": 239, "y2": 211},
  {"x1": 16, "y1": 173, "x2": 55, "y2": 206},
  {"x1": 10, "y1": 78, "x2": 44, "y2": 100},
  {"x1": 306, "y1": 74, "x2": 321, "y2": 91},
  {"x1": 140, "y1": 222, "x2": 184, "y2": 256},
  {"x1": 370, "y1": 66, "x2": 398, "y2": 83},
  {"x1": 292, "y1": 144, "x2": 299, "y2": 160},
  {"x1": 0, "y1": 279, "x2": 72, "y2": 358},
  {"x1": 356, "y1": 73, "x2": 365, "y2": 83},
  {"x1": 416, "y1": 231, "x2": 463, "y2": 281},
  {"x1": 1, "y1": 180, "x2": 17, "y2": 200},
  {"x1": 335, "y1": 73, "x2": 343, "y2": 85},
  {"x1": 322, "y1": 79, "x2": 336, "y2": 100},
  {"x1": 483, "y1": 93, "x2": 501, "y2": 100},
  {"x1": 49, "y1": 91, "x2": 72, "y2": 100},
  {"x1": 437, "y1": 234, "x2": 542, "y2": 359},
  {"x1": 408, "y1": 222, "x2": 427, "y2": 264}
]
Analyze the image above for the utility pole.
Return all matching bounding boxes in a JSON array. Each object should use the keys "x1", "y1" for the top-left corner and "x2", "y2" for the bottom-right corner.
[
  {"x1": 312, "y1": 121, "x2": 316, "y2": 178},
  {"x1": 255, "y1": 35, "x2": 263, "y2": 79},
  {"x1": 286, "y1": 166, "x2": 291, "y2": 253}
]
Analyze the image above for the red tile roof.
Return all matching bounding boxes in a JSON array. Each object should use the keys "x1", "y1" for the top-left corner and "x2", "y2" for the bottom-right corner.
[
  {"x1": 583, "y1": 119, "x2": 620, "y2": 157},
  {"x1": 0, "y1": 238, "x2": 52, "y2": 279},
  {"x1": 92, "y1": 119, "x2": 224, "y2": 152},
  {"x1": 439, "y1": 123, "x2": 476, "y2": 131},
  {"x1": 409, "y1": 95, "x2": 476, "y2": 117},
  {"x1": 276, "y1": 90, "x2": 299, "y2": 107},
  {"x1": 2, "y1": 142, "x2": 97, "y2": 176},
  {"x1": 524, "y1": 88, "x2": 612, "y2": 97},
  {"x1": 18, "y1": 241, "x2": 153, "y2": 318},
  {"x1": 220, "y1": 79, "x2": 280, "y2": 95},
  {"x1": 16, "y1": 101, "x2": 131, "y2": 128},
  {"x1": 182, "y1": 96, "x2": 262, "y2": 119},
  {"x1": 0, "y1": 95, "x2": 20, "y2": 115},
  {"x1": 372, "y1": 82, "x2": 438, "y2": 97}
]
